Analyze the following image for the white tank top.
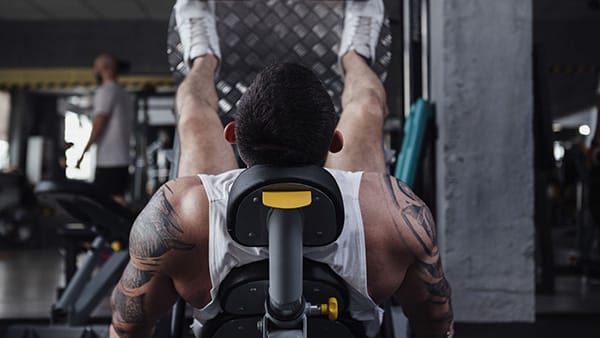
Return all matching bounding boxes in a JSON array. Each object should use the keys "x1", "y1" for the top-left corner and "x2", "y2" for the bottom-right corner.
[{"x1": 191, "y1": 168, "x2": 384, "y2": 337}]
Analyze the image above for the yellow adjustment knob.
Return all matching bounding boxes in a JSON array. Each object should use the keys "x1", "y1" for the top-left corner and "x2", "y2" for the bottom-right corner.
[
  {"x1": 320, "y1": 297, "x2": 338, "y2": 321},
  {"x1": 111, "y1": 241, "x2": 122, "y2": 252}
]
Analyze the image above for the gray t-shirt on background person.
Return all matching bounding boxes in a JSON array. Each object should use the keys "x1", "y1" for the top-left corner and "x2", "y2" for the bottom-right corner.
[{"x1": 93, "y1": 82, "x2": 134, "y2": 167}]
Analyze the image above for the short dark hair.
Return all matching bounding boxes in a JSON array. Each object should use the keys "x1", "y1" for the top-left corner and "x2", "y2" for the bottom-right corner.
[{"x1": 235, "y1": 63, "x2": 338, "y2": 166}]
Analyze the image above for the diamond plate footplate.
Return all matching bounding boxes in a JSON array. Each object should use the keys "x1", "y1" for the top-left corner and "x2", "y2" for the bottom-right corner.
[{"x1": 167, "y1": 0, "x2": 391, "y2": 121}]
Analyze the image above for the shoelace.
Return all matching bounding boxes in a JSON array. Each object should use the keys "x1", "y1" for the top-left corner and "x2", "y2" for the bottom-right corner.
[
  {"x1": 353, "y1": 16, "x2": 372, "y2": 51},
  {"x1": 188, "y1": 17, "x2": 210, "y2": 45}
]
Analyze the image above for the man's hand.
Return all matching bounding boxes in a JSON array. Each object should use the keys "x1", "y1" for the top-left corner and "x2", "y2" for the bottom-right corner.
[
  {"x1": 76, "y1": 154, "x2": 84, "y2": 169},
  {"x1": 78, "y1": 113, "x2": 110, "y2": 168},
  {"x1": 109, "y1": 324, "x2": 121, "y2": 338}
]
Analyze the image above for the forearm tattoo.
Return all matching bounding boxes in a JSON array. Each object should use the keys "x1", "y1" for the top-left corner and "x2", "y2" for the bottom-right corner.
[
  {"x1": 382, "y1": 175, "x2": 454, "y2": 337},
  {"x1": 112, "y1": 183, "x2": 196, "y2": 336}
]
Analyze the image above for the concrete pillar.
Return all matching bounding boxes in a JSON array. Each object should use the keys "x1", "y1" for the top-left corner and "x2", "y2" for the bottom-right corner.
[{"x1": 430, "y1": 0, "x2": 535, "y2": 321}]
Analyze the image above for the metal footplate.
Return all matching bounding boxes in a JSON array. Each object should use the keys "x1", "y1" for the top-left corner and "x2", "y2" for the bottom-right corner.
[{"x1": 167, "y1": 0, "x2": 392, "y2": 121}]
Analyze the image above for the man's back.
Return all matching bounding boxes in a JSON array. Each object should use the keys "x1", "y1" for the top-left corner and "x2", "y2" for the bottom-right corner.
[
  {"x1": 115, "y1": 169, "x2": 452, "y2": 337},
  {"x1": 192, "y1": 168, "x2": 384, "y2": 335}
]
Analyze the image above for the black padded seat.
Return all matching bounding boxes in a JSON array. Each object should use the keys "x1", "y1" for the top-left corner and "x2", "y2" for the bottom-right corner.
[
  {"x1": 227, "y1": 165, "x2": 344, "y2": 247},
  {"x1": 202, "y1": 259, "x2": 366, "y2": 338},
  {"x1": 35, "y1": 180, "x2": 135, "y2": 242},
  {"x1": 218, "y1": 259, "x2": 348, "y2": 316}
]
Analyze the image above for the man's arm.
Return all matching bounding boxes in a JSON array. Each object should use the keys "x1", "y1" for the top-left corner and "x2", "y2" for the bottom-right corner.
[
  {"x1": 110, "y1": 181, "x2": 199, "y2": 337},
  {"x1": 381, "y1": 175, "x2": 454, "y2": 338},
  {"x1": 77, "y1": 85, "x2": 116, "y2": 168},
  {"x1": 77, "y1": 113, "x2": 109, "y2": 168}
]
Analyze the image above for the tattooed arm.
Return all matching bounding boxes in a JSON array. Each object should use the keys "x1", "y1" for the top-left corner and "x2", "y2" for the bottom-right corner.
[
  {"x1": 110, "y1": 179, "x2": 202, "y2": 338},
  {"x1": 380, "y1": 175, "x2": 454, "y2": 338}
]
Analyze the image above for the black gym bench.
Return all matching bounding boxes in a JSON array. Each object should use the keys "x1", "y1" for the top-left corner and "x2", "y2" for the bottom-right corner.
[{"x1": 6, "y1": 179, "x2": 136, "y2": 338}]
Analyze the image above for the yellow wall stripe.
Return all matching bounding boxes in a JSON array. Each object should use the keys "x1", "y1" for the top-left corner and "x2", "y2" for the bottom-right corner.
[{"x1": 0, "y1": 68, "x2": 175, "y2": 89}]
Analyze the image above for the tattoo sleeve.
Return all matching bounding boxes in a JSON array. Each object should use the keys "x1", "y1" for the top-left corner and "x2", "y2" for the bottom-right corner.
[
  {"x1": 111, "y1": 183, "x2": 196, "y2": 337},
  {"x1": 382, "y1": 175, "x2": 454, "y2": 338}
]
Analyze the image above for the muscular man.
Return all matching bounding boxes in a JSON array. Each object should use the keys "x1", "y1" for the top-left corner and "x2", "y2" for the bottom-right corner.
[
  {"x1": 110, "y1": 1, "x2": 453, "y2": 337},
  {"x1": 77, "y1": 53, "x2": 134, "y2": 205}
]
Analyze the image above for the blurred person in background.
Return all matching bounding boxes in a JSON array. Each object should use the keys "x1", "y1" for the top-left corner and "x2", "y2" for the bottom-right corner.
[{"x1": 77, "y1": 53, "x2": 134, "y2": 205}]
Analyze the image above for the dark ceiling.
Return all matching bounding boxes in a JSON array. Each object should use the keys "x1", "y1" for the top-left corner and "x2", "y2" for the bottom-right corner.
[
  {"x1": 534, "y1": 0, "x2": 600, "y2": 117},
  {"x1": 0, "y1": 0, "x2": 170, "y2": 21}
]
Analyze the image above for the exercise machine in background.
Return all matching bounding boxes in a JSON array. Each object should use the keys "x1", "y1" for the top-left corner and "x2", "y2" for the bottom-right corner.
[{"x1": 6, "y1": 179, "x2": 136, "y2": 338}]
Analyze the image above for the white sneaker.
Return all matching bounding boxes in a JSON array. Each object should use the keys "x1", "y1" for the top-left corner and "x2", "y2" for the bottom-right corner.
[
  {"x1": 174, "y1": 0, "x2": 221, "y2": 67},
  {"x1": 338, "y1": 0, "x2": 385, "y2": 64}
]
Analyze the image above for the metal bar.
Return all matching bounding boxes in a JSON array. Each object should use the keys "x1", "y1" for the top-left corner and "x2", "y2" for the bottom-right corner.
[
  {"x1": 267, "y1": 209, "x2": 304, "y2": 321},
  {"x1": 53, "y1": 236, "x2": 105, "y2": 320},
  {"x1": 133, "y1": 93, "x2": 149, "y2": 202},
  {"x1": 170, "y1": 299, "x2": 187, "y2": 338},
  {"x1": 388, "y1": 303, "x2": 409, "y2": 338},
  {"x1": 420, "y1": 0, "x2": 430, "y2": 100},
  {"x1": 71, "y1": 250, "x2": 129, "y2": 325},
  {"x1": 403, "y1": 0, "x2": 412, "y2": 117}
]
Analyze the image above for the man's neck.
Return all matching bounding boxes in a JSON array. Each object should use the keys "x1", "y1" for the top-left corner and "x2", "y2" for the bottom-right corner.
[{"x1": 103, "y1": 73, "x2": 117, "y2": 84}]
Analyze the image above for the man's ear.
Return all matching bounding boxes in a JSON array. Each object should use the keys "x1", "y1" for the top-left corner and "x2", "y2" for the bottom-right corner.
[
  {"x1": 329, "y1": 130, "x2": 343, "y2": 153},
  {"x1": 224, "y1": 122, "x2": 236, "y2": 144}
]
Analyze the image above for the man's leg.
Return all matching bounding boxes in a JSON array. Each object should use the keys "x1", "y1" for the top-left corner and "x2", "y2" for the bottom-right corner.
[
  {"x1": 176, "y1": 55, "x2": 238, "y2": 177},
  {"x1": 325, "y1": 51, "x2": 387, "y2": 174},
  {"x1": 326, "y1": 0, "x2": 387, "y2": 174},
  {"x1": 173, "y1": 0, "x2": 236, "y2": 176}
]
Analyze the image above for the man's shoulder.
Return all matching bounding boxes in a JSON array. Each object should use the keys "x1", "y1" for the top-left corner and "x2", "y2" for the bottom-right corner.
[
  {"x1": 358, "y1": 172, "x2": 419, "y2": 199},
  {"x1": 93, "y1": 84, "x2": 107, "y2": 96},
  {"x1": 93, "y1": 83, "x2": 119, "y2": 106},
  {"x1": 163, "y1": 176, "x2": 209, "y2": 206},
  {"x1": 145, "y1": 177, "x2": 209, "y2": 226},
  {"x1": 97, "y1": 81, "x2": 116, "y2": 91},
  {"x1": 127, "y1": 177, "x2": 207, "y2": 276},
  {"x1": 358, "y1": 172, "x2": 436, "y2": 255},
  {"x1": 96, "y1": 82, "x2": 126, "y2": 96},
  {"x1": 130, "y1": 176, "x2": 209, "y2": 247}
]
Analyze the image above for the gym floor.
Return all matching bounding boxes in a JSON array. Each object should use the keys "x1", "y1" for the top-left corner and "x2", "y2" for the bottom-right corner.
[{"x1": 1, "y1": 249, "x2": 599, "y2": 338}]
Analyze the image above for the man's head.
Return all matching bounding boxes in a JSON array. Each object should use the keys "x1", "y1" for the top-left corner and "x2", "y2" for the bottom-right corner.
[
  {"x1": 227, "y1": 63, "x2": 342, "y2": 167},
  {"x1": 93, "y1": 53, "x2": 118, "y2": 83}
]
